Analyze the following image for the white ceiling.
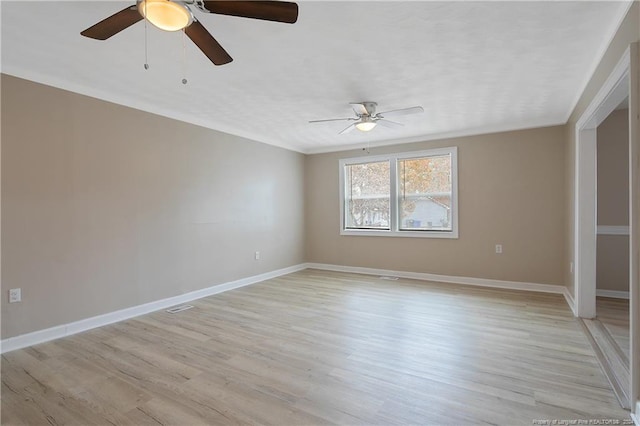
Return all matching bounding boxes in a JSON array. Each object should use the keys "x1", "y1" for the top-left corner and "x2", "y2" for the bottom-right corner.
[{"x1": 1, "y1": 1, "x2": 632, "y2": 153}]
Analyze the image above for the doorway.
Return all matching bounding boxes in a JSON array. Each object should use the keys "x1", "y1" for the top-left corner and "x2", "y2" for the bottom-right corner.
[
  {"x1": 574, "y1": 44, "x2": 638, "y2": 414},
  {"x1": 583, "y1": 102, "x2": 631, "y2": 408}
]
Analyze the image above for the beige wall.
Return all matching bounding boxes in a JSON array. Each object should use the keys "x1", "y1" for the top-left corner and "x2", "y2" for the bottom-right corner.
[
  {"x1": 564, "y1": 2, "x2": 639, "y2": 297},
  {"x1": 305, "y1": 126, "x2": 566, "y2": 285},
  {"x1": 597, "y1": 109, "x2": 630, "y2": 226},
  {"x1": 596, "y1": 109, "x2": 630, "y2": 292},
  {"x1": 597, "y1": 237, "x2": 630, "y2": 292},
  {"x1": 1, "y1": 75, "x2": 305, "y2": 339}
]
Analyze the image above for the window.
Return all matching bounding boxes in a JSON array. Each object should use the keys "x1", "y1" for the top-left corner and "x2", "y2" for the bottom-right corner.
[
  {"x1": 339, "y1": 147, "x2": 458, "y2": 238},
  {"x1": 344, "y1": 161, "x2": 390, "y2": 229}
]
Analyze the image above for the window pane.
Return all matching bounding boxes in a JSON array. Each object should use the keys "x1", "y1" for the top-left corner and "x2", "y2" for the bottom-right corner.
[
  {"x1": 344, "y1": 161, "x2": 390, "y2": 229},
  {"x1": 398, "y1": 155, "x2": 452, "y2": 231}
]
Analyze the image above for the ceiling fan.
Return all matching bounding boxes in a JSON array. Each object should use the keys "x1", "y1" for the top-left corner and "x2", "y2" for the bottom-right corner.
[
  {"x1": 80, "y1": 0, "x2": 299, "y2": 66},
  {"x1": 309, "y1": 102, "x2": 424, "y2": 134}
]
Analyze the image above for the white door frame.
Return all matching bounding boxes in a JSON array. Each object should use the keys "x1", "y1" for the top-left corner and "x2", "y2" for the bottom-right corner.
[
  {"x1": 574, "y1": 49, "x2": 629, "y2": 319},
  {"x1": 628, "y1": 42, "x2": 639, "y2": 420},
  {"x1": 574, "y1": 43, "x2": 639, "y2": 415}
]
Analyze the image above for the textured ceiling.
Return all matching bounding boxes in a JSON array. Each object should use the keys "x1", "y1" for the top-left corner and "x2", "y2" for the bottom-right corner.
[{"x1": 1, "y1": 1, "x2": 632, "y2": 153}]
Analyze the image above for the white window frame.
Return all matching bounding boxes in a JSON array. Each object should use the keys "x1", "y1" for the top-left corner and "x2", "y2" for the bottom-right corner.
[{"x1": 339, "y1": 147, "x2": 458, "y2": 239}]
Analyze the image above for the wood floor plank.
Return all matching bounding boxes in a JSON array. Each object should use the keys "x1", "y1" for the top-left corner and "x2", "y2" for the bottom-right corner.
[{"x1": 1, "y1": 269, "x2": 632, "y2": 424}]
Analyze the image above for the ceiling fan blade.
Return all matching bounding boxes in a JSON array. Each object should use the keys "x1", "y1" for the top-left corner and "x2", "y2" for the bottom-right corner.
[
  {"x1": 350, "y1": 103, "x2": 368, "y2": 116},
  {"x1": 377, "y1": 106, "x2": 424, "y2": 118},
  {"x1": 339, "y1": 123, "x2": 357, "y2": 134},
  {"x1": 201, "y1": 1, "x2": 298, "y2": 23},
  {"x1": 309, "y1": 118, "x2": 353, "y2": 123},
  {"x1": 376, "y1": 119, "x2": 404, "y2": 129},
  {"x1": 185, "y1": 20, "x2": 233, "y2": 65},
  {"x1": 80, "y1": 5, "x2": 142, "y2": 40}
]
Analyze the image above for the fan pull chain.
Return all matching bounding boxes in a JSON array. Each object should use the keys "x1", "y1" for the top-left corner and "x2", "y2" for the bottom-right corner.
[
  {"x1": 181, "y1": 29, "x2": 188, "y2": 85},
  {"x1": 143, "y1": 1, "x2": 149, "y2": 70}
]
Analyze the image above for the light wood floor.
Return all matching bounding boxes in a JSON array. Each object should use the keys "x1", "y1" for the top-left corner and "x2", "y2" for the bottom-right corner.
[{"x1": 1, "y1": 270, "x2": 631, "y2": 425}]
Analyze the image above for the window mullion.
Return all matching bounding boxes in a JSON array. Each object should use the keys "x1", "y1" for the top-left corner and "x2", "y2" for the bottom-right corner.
[{"x1": 389, "y1": 158, "x2": 398, "y2": 232}]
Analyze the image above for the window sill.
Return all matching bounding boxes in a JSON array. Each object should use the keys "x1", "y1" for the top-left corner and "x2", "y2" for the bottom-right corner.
[{"x1": 340, "y1": 229, "x2": 459, "y2": 239}]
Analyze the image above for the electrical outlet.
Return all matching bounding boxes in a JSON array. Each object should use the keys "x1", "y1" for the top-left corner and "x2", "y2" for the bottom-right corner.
[
  {"x1": 9, "y1": 288, "x2": 21, "y2": 303},
  {"x1": 254, "y1": 251, "x2": 260, "y2": 260},
  {"x1": 495, "y1": 244, "x2": 503, "y2": 254}
]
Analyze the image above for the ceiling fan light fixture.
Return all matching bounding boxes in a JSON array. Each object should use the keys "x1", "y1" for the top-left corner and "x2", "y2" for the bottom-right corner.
[
  {"x1": 355, "y1": 118, "x2": 377, "y2": 132},
  {"x1": 138, "y1": 0, "x2": 192, "y2": 32}
]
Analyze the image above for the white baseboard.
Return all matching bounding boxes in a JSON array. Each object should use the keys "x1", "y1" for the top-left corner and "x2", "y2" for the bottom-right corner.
[
  {"x1": 0, "y1": 264, "x2": 307, "y2": 354},
  {"x1": 563, "y1": 288, "x2": 577, "y2": 315},
  {"x1": 305, "y1": 262, "x2": 567, "y2": 295},
  {"x1": 596, "y1": 289, "x2": 630, "y2": 299},
  {"x1": 0, "y1": 263, "x2": 577, "y2": 353}
]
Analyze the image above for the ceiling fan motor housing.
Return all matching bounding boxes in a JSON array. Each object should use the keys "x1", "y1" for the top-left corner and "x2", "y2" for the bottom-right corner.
[{"x1": 358, "y1": 102, "x2": 377, "y2": 117}]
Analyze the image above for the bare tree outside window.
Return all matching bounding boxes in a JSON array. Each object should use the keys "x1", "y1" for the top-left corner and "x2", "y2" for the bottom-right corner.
[{"x1": 344, "y1": 161, "x2": 390, "y2": 229}]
